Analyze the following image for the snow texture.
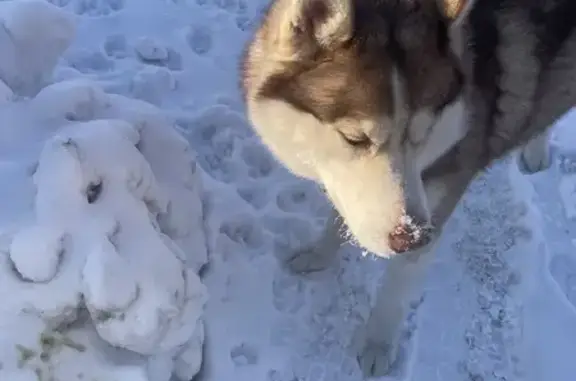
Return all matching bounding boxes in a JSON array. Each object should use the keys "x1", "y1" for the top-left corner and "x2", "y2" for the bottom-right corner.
[
  {"x1": 0, "y1": 3, "x2": 208, "y2": 380},
  {"x1": 0, "y1": 0, "x2": 75, "y2": 96},
  {"x1": 0, "y1": 0, "x2": 575, "y2": 380}
]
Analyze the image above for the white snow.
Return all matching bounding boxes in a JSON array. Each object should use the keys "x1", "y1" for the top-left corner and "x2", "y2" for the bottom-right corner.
[
  {"x1": 10, "y1": 224, "x2": 65, "y2": 283},
  {"x1": 0, "y1": 0, "x2": 574, "y2": 381},
  {"x1": 0, "y1": 0, "x2": 75, "y2": 96},
  {"x1": 135, "y1": 36, "x2": 170, "y2": 62}
]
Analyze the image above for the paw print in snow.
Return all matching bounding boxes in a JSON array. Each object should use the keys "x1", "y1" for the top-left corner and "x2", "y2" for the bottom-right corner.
[
  {"x1": 265, "y1": 215, "x2": 315, "y2": 255},
  {"x1": 67, "y1": 49, "x2": 114, "y2": 73},
  {"x1": 73, "y1": 0, "x2": 125, "y2": 16},
  {"x1": 185, "y1": 105, "x2": 252, "y2": 182},
  {"x1": 214, "y1": 0, "x2": 236, "y2": 12},
  {"x1": 237, "y1": 184, "x2": 269, "y2": 210},
  {"x1": 186, "y1": 104, "x2": 252, "y2": 147},
  {"x1": 104, "y1": 34, "x2": 129, "y2": 59},
  {"x1": 134, "y1": 36, "x2": 183, "y2": 71},
  {"x1": 230, "y1": 342, "x2": 258, "y2": 366},
  {"x1": 47, "y1": 0, "x2": 72, "y2": 6},
  {"x1": 276, "y1": 182, "x2": 322, "y2": 214},
  {"x1": 134, "y1": 37, "x2": 168, "y2": 62},
  {"x1": 130, "y1": 66, "x2": 176, "y2": 106},
  {"x1": 236, "y1": 15, "x2": 253, "y2": 31},
  {"x1": 186, "y1": 25, "x2": 212, "y2": 55},
  {"x1": 237, "y1": 0, "x2": 248, "y2": 13},
  {"x1": 133, "y1": 40, "x2": 183, "y2": 70},
  {"x1": 219, "y1": 214, "x2": 264, "y2": 250},
  {"x1": 272, "y1": 269, "x2": 306, "y2": 313},
  {"x1": 241, "y1": 142, "x2": 276, "y2": 179}
]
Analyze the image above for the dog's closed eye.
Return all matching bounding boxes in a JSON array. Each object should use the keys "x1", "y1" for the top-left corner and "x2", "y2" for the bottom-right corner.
[{"x1": 339, "y1": 131, "x2": 372, "y2": 149}]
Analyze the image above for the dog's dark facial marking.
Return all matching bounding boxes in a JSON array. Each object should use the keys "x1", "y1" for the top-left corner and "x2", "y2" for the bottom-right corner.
[
  {"x1": 292, "y1": 0, "x2": 331, "y2": 45},
  {"x1": 304, "y1": 0, "x2": 330, "y2": 27},
  {"x1": 249, "y1": 0, "x2": 465, "y2": 132},
  {"x1": 387, "y1": 0, "x2": 464, "y2": 111}
]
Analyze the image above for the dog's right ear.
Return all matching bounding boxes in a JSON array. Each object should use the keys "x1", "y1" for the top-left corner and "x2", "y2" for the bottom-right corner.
[{"x1": 274, "y1": 0, "x2": 352, "y2": 60}]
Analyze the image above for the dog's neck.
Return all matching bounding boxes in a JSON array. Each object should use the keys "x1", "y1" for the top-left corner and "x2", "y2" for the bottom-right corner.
[{"x1": 445, "y1": 0, "x2": 576, "y2": 159}]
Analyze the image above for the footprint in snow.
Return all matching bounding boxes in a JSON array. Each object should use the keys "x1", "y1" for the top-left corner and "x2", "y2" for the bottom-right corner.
[
  {"x1": 47, "y1": 0, "x2": 72, "y2": 7},
  {"x1": 186, "y1": 25, "x2": 212, "y2": 56},
  {"x1": 271, "y1": 268, "x2": 306, "y2": 314},
  {"x1": 236, "y1": 184, "x2": 269, "y2": 210},
  {"x1": 103, "y1": 34, "x2": 129, "y2": 59},
  {"x1": 275, "y1": 182, "x2": 321, "y2": 214},
  {"x1": 72, "y1": 0, "x2": 125, "y2": 16},
  {"x1": 241, "y1": 142, "x2": 276, "y2": 179},
  {"x1": 236, "y1": 15, "x2": 254, "y2": 31},
  {"x1": 185, "y1": 105, "x2": 252, "y2": 183},
  {"x1": 219, "y1": 214, "x2": 264, "y2": 250},
  {"x1": 230, "y1": 342, "x2": 258, "y2": 366},
  {"x1": 214, "y1": 0, "x2": 236, "y2": 12},
  {"x1": 133, "y1": 37, "x2": 184, "y2": 71},
  {"x1": 67, "y1": 50, "x2": 114, "y2": 73}
]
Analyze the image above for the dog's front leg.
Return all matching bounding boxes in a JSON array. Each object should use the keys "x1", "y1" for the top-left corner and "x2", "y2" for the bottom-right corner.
[
  {"x1": 357, "y1": 244, "x2": 436, "y2": 377},
  {"x1": 356, "y1": 136, "x2": 439, "y2": 377}
]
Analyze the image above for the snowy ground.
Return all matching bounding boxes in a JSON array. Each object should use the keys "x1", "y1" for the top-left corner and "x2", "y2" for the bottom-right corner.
[{"x1": 0, "y1": 0, "x2": 575, "y2": 380}]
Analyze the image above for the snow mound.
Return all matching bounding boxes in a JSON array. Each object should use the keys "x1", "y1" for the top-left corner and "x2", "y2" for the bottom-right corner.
[
  {"x1": 0, "y1": 78, "x2": 208, "y2": 380},
  {"x1": 0, "y1": 0, "x2": 75, "y2": 96}
]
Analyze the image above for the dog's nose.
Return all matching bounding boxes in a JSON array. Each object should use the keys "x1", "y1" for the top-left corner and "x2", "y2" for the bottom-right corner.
[{"x1": 388, "y1": 217, "x2": 432, "y2": 254}]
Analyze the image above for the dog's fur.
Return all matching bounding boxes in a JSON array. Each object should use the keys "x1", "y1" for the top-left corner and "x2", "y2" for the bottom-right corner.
[
  {"x1": 241, "y1": 0, "x2": 469, "y2": 256},
  {"x1": 240, "y1": 0, "x2": 575, "y2": 377}
]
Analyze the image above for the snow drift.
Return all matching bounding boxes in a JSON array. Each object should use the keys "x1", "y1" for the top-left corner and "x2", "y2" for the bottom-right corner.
[
  {"x1": 0, "y1": 1, "x2": 208, "y2": 380},
  {"x1": 0, "y1": 0, "x2": 75, "y2": 96}
]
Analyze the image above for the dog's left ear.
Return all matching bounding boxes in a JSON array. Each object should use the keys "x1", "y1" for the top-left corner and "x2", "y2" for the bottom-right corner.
[
  {"x1": 437, "y1": 0, "x2": 472, "y2": 24},
  {"x1": 276, "y1": 0, "x2": 353, "y2": 59},
  {"x1": 306, "y1": 0, "x2": 353, "y2": 48}
]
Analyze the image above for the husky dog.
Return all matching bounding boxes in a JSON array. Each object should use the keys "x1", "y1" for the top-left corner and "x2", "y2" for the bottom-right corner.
[{"x1": 240, "y1": 0, "x2": 573, "y2": 376}]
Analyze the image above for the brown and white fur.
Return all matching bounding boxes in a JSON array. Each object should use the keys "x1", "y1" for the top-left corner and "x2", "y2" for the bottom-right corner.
[{"x1": 240, "y1": 0, "x2": 573, "y2": 377}]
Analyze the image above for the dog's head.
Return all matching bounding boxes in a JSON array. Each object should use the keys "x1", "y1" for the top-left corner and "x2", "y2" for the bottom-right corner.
[{"x1": 241, "y1": 0, "x2": 471, "y2": 256}]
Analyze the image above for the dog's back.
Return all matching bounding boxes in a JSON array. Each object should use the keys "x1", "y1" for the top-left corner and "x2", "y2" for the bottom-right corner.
[{"x1": 424, "y1": 0, "x2": 576, "y2": 225}]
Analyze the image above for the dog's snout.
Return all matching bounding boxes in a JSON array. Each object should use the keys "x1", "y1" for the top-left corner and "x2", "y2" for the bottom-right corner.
[{"x1": 388, "y1": 216, "x2": 432, "y2": 254}]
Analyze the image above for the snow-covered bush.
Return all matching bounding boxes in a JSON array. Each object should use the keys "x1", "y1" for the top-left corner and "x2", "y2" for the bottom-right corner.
[
  {"x1": 0, "y1": 80, "x2": 208, "y2": 381},
  {"x1": 0, "y1": 3, "x2": 208, "y2": 379}
]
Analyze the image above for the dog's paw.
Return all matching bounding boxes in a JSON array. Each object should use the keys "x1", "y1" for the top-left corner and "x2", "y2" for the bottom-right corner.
[
  {"x1": 357, "y1": 340, "x2": 397, "y2": 378},
  {"x1": 518, "y1": 140, "x2": 552, "y2": 175}
]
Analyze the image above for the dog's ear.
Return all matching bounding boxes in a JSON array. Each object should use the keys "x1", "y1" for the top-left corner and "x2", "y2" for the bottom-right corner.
[
  {"x1": 276, "y1": 0, "x2": 352, "y2": 59},
  {"x1": 437, "y1": 0, "x2": 472, "y2": 23}
]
